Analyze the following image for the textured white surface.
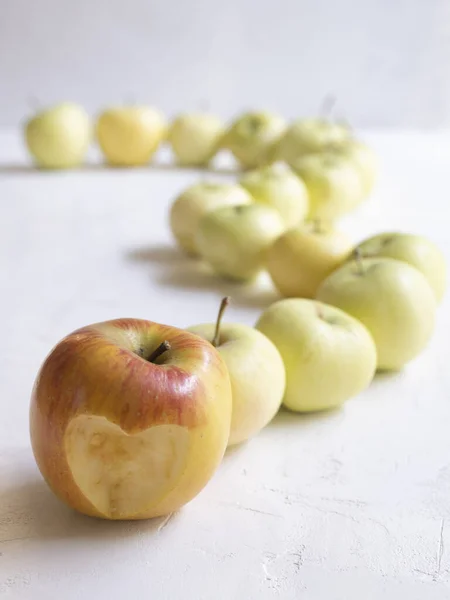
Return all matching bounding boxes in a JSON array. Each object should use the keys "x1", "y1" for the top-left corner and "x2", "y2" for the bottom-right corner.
[
  {"x1": 2, "y1": 0, "x2": 450, "y2": 128},
  {"x1": 0, "y1": 131, "x2": 450, "y2": 598}
]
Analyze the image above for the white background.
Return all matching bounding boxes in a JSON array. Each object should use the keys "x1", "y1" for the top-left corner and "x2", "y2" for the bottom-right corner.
[{"x1": 2, "y1": 0, "x2": 450, "y2": 128}]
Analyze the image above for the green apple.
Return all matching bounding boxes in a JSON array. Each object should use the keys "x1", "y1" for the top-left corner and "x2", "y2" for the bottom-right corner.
[
  {"x1": 267, "y1": 222, "x2": 352, "y2": 298},
  {"x1": 223, "y1": 111, "x2": 286, "y2": 169},
  {"x1": 168, "y1": 113, "x2": 225, "y2": 166},
  {"x1": 256, "y1": 298, "x2": 377, "y2": 412},
  {"x1": 317, "y1": 257, "x2": 437, "y2": 370},
  {"x1": 96, "y1": 106, "x2": 167, "y2": 166},
  {"x1": 30, "y1": 318, "x2": 232, "y2": 520},
  {"x1": 240, "y1": 163, "x2": 309, "y2": 229},
  {"x1": 355, "y1": 232, "x2": 446, "y2": 302},
  {"x1": 292, "y1": 152, "x2": 364, "y2": 221},
  {"x1": 170, "y1": 182, "x2": 253, "y2": 256},
  {"x1": 188, "y1": 297, "x2": 285, "y2": 445},
  {"x1": 275, "y1": 118, "x2": 350, "y2": 165},
  {"x1": 196, "y1": 203, "x2": 285, "y2": 281},
  {"x1": 25, "y1": 102, "x2": 91, "y2": 169}
]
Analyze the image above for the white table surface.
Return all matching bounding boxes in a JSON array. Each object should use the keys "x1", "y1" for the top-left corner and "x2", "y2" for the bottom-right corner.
[{"x1": 0, "y1": 130, "x2": 449, "y2": 599}]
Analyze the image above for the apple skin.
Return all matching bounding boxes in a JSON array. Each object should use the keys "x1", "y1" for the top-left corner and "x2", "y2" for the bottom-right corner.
[
  {"x1": 96, "y1": 106, "x2": 167, "y2": 166},
  {"x1": 168, "y1": 113, "x2": 225, "y2": 166},
  {"x1": 275, "y1": 118, "x2": 350, "y2": 165},
  {"x1": 30, "y1": 319, "x2": 232, "y2": 520},
  {"x1": 256, "y1": 298, "x2": 377, "y2": 412},
  {"x1": 316, "y1": 258, "x2": 437, "y2": 370},
  {"x1": 196, "y1": 203, "x2": 285, "y2": 282},
  {"x1": 187, "y1": 323, "x2": 285, "y2": 445},
  {"x1": 170, "y1": 182, "x2": 253, "y2": 256},
  {"x1": 240, "y1": 163, "x2": 309, "y2": 229},
  {"x1": 223, "y1": 111, "x2": 286, "y2": 169},
  {"x1": 340, "y1": 140, "x2": 378, "y2": 196},
  {"x1": 355, "y1": 232, "x2": 446, "y2": 302},
  {"x1": 267, "y1": 223, "x2": 352, "y2": 298},
  {"x1": 292, "y1": 152, "x2": 364, "y2": 221},
  {"x1": 25, "y1": 102, "x2": 91, "y2": 169}
]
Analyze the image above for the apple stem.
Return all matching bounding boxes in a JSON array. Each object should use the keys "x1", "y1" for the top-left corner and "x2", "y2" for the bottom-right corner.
[
  {"x1": 353, "y1": 247, "x2": 365, "y2": 275},
  {"x1": 148, "y1": 341, "x2": 171, "y2": 363},
  {"x1": 320, "y1": 94, "x2": 336, "y2": 119},
  {"x1": 212, "y1": 297, "x2": 230, "y2": 347}
]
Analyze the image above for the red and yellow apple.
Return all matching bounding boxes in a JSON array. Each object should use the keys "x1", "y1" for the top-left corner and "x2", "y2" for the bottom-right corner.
[{"x1": 30, "y1": 319, "x2": 232, "y2": 520}]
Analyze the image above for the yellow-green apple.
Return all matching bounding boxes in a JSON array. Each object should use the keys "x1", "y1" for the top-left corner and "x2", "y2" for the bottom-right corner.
[
  {"x1": 196, "y1": 203, "x2": 285, "y2": 281},
  {"x1": 25, "y1": 102, "x2": 91, "y2": 169},
  {"x1": 355, "y1": 232, "x2": 446, "y2": 302},
  {"x1": 188, "y1": 297, "x2": 285, "y2": 445},
  {"x1": 316, "y1": 257, "x2": 437, "y2": 370},
  {"x1": 339, "y1": 140, "x2": 378, "y2": 196},
  {"x1": 223, "y1": 111, "x2": 286, "y2": 169},
  {"x1": 30, "y1": 319, "x2": 232, "y2": 520},
  {"x1": 96, "y1": 106, "x2": 166, "y2": 166},
  {"x1": 275, "y1": 118, "x2": 350, "y2": 165},
  {"x1": 168, "y1": 113, "x2": 225, "y2": 166},
  {"x1": 170, "y1": 182, "x2": 253, "y2": 256},
  {"x1": 256, "y1": 298, "x2": 376, "y2": 412},
  {"x1": 292, "y1": 152, "x2": 364, "y2": 221},
  {"x1": 267, "y1": 222, "x2": 352, "y2": 298},
  {"x1": 240, "y1": 163, "x2": 309, "y2": 229}
]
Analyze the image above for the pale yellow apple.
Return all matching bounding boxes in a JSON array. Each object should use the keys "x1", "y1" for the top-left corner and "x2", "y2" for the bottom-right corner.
[
  {"x1": 25, "y1": 102, "x2": 91, "y2": 169},
  {"x1": 170, "y1": 182, "x2": 253, "y2": 256},
  {"x1": 317, "y1": 257, "x2": 437, "y2": 370},
  {"x1": 223, "y1": 111, "x2": 286, "y2": 169},
  {"x1": 342, "y1": 140, "x2": 378, "y2": 196},
  {"x1": 168, "y1": 113, "x2": 225, "y2": 166},
  {"x1": 256, "y1": 298, "x2": 377, "y2": 412},
  {"x1": 240, "y1": 163, "x2": 309, "y2": 228},
  {"x1": 196, "y1": 203, "x2": 285, "y2": 281},
  {"x1": 96, "y1": 106, "x2": 167, "y2": 166},
  {"x1": 355, "y1": 232, "x2": 446, "y2": 302},
  {"x1": 188, "y1": 298, "x2": 285, "y2": 445},
  {"x1": 267, "y1": 222, "x2": 352, "y2": 298}
]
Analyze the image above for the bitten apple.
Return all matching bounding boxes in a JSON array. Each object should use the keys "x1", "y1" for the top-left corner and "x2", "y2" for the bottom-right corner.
[
  {"x1": 196, "y1": 203, "x2": 285, "y2": 281},
  {"x1": 30, "y1": 319, "x2": 232, "y2": 520},
  {"x1": 168, "y1": 113, "x2": 225, "y2": 166},
  {"x1": 240, "y1": 163, "x2": 309, "y2": 229},
  {"x1": 256, "y1": 298, "x2": 377, "y2": 412},
  {"x1": 96, "y1": 106, "x2": 167, "y2": 166},
  {"x1": 267, "y1": 222, "x2": 352, "y2": 298},
  {"x1": 188, "y1": 298, "x2": 285, "y2": 446},
  {"x1": 25, "y1": 102, "x2": 91, "y2": 169},
  {"x1": 170, "y1": 182, "x2": 253, "y2": 256},
  {"x1": 317, "y1": 257, "x2": 437, "y2": 370}
]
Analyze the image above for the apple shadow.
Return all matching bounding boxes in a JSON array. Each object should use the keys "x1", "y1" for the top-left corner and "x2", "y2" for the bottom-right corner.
[
  {"x1": 126, "y1": 244, "x2": 281, "y2": 310},
  {"x1": 269, "y1": 405, "x2": 345, "y2": 430}
]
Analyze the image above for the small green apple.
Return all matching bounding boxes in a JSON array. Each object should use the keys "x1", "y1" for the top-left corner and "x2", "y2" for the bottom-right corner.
[
  {"x1": 355, "y1": 232, "x2": 446, "y2": 302},
  {"x1": 168, "y1": 113, "x2": 225, "y2": 166},
  {"x1": 196, "y1": 203, "x2": 285, "y2": 281},
  {"x1": 223, "y1": 111, "x2": 286, "y2": 169},
  {"x1": 188, "y1": 297, "x2": 285, "y2": 445},
  {"x1": 240, "y1": 163, "x2": 309, "y2": 229},
  {"x1": 256, "y1": 298, "x2": 377, "y2": 412},
  {"x1": 25, "y1": 102, "x2": 91, "y2": 169},
  {"x1": 170, "y1": 182, "x2": 253, "y2": 256},
  {"x1": 267, "y1": 222, "x2": 352, "y2": 298},
  {"x1": 317, "y1": 257, "x2": 437, "y2": 370}
]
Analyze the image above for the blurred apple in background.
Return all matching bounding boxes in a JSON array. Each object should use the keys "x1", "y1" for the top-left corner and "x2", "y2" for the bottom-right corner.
[
  {"x1": 30, "y1": 319, "x2": 232, "y2": 520},
  {"x1": 168, "y1": 113, "x2": 225, "y2": 166},
  {"x1": 188, "y1": 297, "x2": 285, "y2": 446},
  {"x1": 25, "y1": 102, "x2": 91, "y2": 169},
  {"x1": 267, "y1": 221, "x2": 352, "y2": 298},
  {"x1": 355, "y1": 232, "x2": 446, "y2": 302},
  {"x1": 338, "y1": 139, "x2": 378, "y2": 196},
  {"x1": 96, "y1": 105, "x2": 166, "y2": 166},
  {"x1": 223, "y1": 111, "x2": 286, "y2": 169},
  {"x1": 196, "y1": 203, "x2": 284, "y2": 281},
  {"x1": 317, "y1": 257, "x2": 437, "y2": 370},
  {"x1": 256, "y1": 298, "x2": 377, "y2": 412},
  {"x1": 170, "y1": 182, "x2": 253, "y2": 256},
  {"x1": 240, "y1": 163, "x2": 309, "y2": 229}
]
